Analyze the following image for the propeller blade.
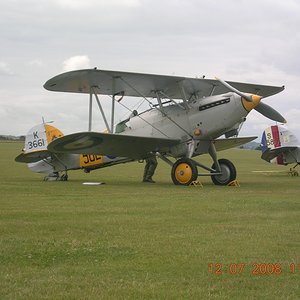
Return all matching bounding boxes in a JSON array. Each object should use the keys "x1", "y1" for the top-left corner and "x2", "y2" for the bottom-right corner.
[
  {"x1": 255, "y1": 102, "x2": 286, "y2": 123},
  {"x1": 215, "y1": 77, "x2": 253, "y2": 102},
  {"x1": 216, "y1": 77, "x2": 285, "y2": 122}
]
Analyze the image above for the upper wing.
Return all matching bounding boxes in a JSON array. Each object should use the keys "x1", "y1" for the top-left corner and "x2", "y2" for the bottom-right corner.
[
  {"x1": 44, "y1": 69, "x2": 284, "y2": 99},
  {"x1": 47, "y1": 132, "x2": 180, "y2": 159},
  {"x1": 15, "y1": 150, "x2": 51, "y2": 163},
  {"x1": 213, "y1": 136, "x2": 257, "y2": 151}
]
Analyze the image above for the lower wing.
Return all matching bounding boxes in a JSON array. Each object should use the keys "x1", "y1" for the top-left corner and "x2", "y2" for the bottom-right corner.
[
  {"x1": 213, "y1": 136, "x2": 257, "y2": 151},
  {"x1": 47, "y1": 132, "x2": 180, "y2": 159}
]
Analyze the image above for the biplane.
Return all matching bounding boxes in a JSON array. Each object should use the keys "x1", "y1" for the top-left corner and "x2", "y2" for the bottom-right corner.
[
  {"x1": 16, "y1": 69, "x2": 286, "y2": 185},
  {"x1": 261, "y1": 125, "x2": 299, "y2": 176}
]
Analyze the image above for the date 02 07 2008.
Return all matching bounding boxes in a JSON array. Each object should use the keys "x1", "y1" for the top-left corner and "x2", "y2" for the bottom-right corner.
[{"x1": 209, "y1": 263, "x2": 300, "y2": 275}]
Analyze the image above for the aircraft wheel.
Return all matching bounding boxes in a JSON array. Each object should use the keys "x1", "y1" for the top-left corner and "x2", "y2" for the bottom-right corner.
[
  {"x1": 61, "y1": 174, "x2": 68, "y2": 181},
  {"x1": 211, "y1": 159, "x2": 236, "y2": 185},
  {"x1": 171, "y1": 158, "x2": 198, "y2": 185}
]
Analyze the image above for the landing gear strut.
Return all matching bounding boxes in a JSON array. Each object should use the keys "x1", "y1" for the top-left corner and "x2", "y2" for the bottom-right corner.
[
  {"x1": 44, "y1": 172, "x2": 68, "y2": 181},
  {"x1": 60, "y1": 173, "x2": 68, "y2": 181}
]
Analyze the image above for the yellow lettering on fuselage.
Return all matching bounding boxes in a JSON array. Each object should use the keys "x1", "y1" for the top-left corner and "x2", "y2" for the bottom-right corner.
[{"x1": 80, "y1": 154, "x2": 103, "y2": 167}]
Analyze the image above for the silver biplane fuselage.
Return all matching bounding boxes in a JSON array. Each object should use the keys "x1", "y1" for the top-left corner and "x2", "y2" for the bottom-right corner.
[{"x1": 120, "y1": 93, "x2": 246, "y2": 157}]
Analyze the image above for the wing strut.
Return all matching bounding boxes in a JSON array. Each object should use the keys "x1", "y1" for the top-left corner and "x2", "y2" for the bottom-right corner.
[
  {"x1": 111, "y1": 77, "x2": 116, "y2": 133},
  {"x1": 88, "y1": 91, "x2": 93, "y2": 131},
  {"x1": 209, "y1": 84, "x2": 217, "y2": 96},
  {"x1": 155, "y1": 91, "x2": 164, "y2": 113},
  {"x1": 177, "y1": 80, "x2": 190, "y2": 110},
  {"x1": 88, "y1": 77, "x2": 121, "y2": 133},
  {"x1": 88, "y1": 86, "x2": 112, "y2": 133}
]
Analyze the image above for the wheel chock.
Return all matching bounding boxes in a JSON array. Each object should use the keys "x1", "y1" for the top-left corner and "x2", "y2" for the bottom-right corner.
[
  {"x1": 228, "y1": 180, "x2": 240, "y2": 187},
  {"x1": 190, "y1": 180, "x2": 203, "y2": 187}
]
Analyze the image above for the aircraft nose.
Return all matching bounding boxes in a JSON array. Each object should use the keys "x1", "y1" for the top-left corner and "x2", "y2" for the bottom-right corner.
[{"x1": 241, "y1": 94, "x2": 262, "y2": 112}]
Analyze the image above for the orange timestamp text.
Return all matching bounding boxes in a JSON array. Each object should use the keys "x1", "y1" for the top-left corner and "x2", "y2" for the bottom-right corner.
[{"x1": 209, "y1": 263, "x2": 300, "y2": 275}]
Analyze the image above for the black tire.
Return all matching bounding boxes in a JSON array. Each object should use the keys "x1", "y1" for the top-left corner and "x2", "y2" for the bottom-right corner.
[
  {"x1": 211, "y1": 159, "x2": 236, "y2": 185},
  {"x1": 171, "y1": 158, "x2": 198, "y2": 185},
  {"x1": 61, "y1": 174, "x2": 68, "y2": 181}
]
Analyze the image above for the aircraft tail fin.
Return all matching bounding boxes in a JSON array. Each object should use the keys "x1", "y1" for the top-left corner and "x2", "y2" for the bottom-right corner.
[
  {"x1": 24, "y1": 123, "x2": 64, "y2": 152},
  {"x1": 15, "y1": 123, "x2": 64, "y2": 163}
]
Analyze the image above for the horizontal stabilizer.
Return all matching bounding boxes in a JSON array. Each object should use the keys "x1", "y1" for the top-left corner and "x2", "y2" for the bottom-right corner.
[
  {"x1": 15, "y1": 150, "x2": 51, "y2": 163},
  {"x1": 214, "y1": 136, "x2": 257, "y2": 151},
  {"x1": 48, "y1": 132, "x2": 180, "y2": 159}
]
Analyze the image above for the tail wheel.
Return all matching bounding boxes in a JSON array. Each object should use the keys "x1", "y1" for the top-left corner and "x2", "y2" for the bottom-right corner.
[
  {"x1": 211, "y1": 159, "x2": 236, "y2": 185},
  {"x1": 171, "y1": 158, "x2": 198, "y2": 185},
  {"x1": 60, "y1": 174, "x2": 68, "y2": 181}
]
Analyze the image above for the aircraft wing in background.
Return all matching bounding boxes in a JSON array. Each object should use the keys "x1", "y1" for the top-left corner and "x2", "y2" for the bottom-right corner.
[
  {"x1": 261, "y1": 146, "x2": 298, "y2": 163},
  {"x1": 261, "y1": 125, "x2": 300, "y2": 164}
]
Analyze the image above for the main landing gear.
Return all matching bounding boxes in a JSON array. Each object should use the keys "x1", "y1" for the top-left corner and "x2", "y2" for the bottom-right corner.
[
  {"x1": 210, "y1": 159, "x2": 236, "y2": 185},
  {"x1": 171, "y1": 158, "x2": 198, "y2": 185},
  {"x1": 44, "y1": 172, "x2": 68, "y2": 181},
  {"x1": 171, "y1": 157, "x2": 237, "y2": 186}
]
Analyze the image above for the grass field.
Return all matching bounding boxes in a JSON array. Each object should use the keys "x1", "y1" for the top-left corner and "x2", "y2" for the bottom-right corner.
[{"x1": 0, "y1": 141, "x2": 299, "y2": 299}]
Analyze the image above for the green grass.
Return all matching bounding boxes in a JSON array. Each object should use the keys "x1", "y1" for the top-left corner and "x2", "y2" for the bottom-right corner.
[{"x1": 0, "y1": 141, "x2": 299, "y2": 299}]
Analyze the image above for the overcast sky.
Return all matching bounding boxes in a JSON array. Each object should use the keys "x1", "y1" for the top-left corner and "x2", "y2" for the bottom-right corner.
[{"x1": 1, "y1": 0, "x2": 300, "y2": 141}]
